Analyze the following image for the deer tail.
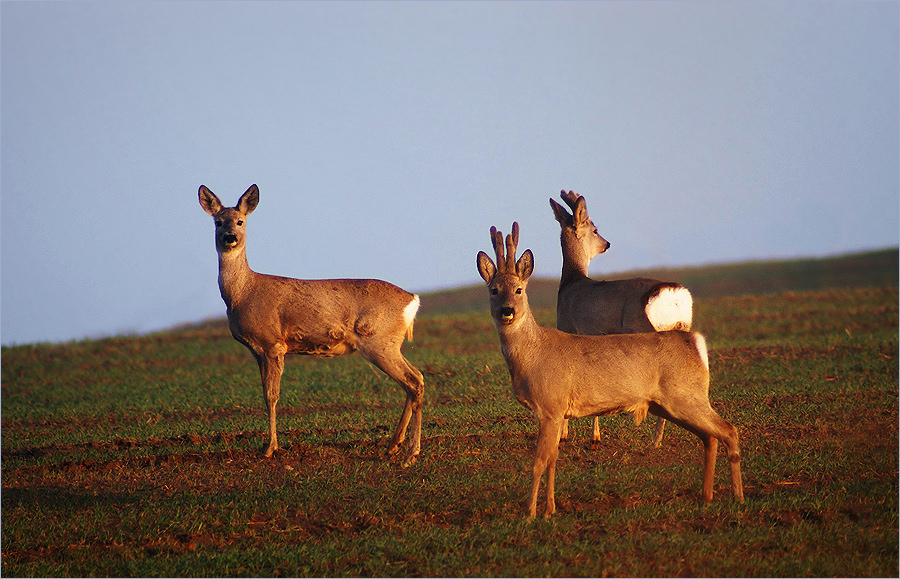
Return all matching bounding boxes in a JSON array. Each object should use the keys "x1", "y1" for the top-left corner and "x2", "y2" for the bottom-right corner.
[{"x1": 403, "y1": 294, "x2": 420, "y2": 342}]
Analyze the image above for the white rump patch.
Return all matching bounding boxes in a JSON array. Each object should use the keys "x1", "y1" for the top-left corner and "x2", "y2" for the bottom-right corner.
[
  {"x1": 403, "y1": 295, "x2": 421, "y2": 341},
  {"x1": 693, "y1": 333, "x2": 709, "y2": 371},
  {"x1": 646, "y1": 286, "x2": 693, "y2": 331}
]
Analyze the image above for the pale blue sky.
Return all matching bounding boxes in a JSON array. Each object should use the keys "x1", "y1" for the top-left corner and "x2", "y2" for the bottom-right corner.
[{"x1": 2, "y1": 1, "x2": 898, "y2": 345}]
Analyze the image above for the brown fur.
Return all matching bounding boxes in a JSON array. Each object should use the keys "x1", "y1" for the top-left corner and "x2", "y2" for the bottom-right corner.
[
  {"x1": 477, "y1": 222, "x2": 743, "y2": 519},
  {"x1": 551, "y1": 190, "x2": 695, "y2": 444},
  {"x1": 199, "y1": 184, "x2": 425, "y2": 466}
]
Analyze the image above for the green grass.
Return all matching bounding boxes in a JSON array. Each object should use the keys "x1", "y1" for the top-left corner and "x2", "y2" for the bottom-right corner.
[{"x1": 2, "y1": 252, "x2": 898, "y2": 577}]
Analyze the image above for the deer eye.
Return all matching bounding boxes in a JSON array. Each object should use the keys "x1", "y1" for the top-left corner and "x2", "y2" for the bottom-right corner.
[
  {"x1": 214, "y1": 220, "x2": 222, "y2": 227},
  {"x1": 490, "y1": 288, "x2": 498, "y2": 295},
  {"x1": 515, "y1": 288, "x2": 522, "y2": 294},
  {"x1": 237, "y1": 220, "x2": 244, "y2": 226}
]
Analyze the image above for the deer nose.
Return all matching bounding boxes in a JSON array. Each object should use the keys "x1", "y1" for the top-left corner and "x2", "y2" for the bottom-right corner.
[
  {"x1": 223, "y1": 233, "x2": 238, "y2": 245},
  {"x1": 499, "y1": 306, "x2": 515, "y2": 321}
]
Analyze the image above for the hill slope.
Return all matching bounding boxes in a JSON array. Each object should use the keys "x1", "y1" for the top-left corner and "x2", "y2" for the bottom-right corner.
[{"x1": 419, "y1": 247, "x2": 898, "y2": 315}]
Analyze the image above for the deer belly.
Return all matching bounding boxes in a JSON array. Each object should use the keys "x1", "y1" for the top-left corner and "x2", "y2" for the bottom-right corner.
[
  {"x1": 566, "y1": 399, "x2": 650, "y2": 424},
  {"x1": 285, "y1": 328, "x2": 357, "y2": 357}
]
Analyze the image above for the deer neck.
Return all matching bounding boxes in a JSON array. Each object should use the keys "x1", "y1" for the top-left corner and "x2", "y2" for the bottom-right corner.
[
  {"x1": 495, "y1": 305, "x2": 543, "y2": 362},
  {"x1": 216, "y1": 247, "x2": 254, "y2": 308},
  {"x1": 559, "y1": 232, "x2": 592, "y2": 287}
]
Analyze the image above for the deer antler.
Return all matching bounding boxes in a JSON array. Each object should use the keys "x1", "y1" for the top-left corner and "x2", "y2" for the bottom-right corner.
[
  {"x1": 476, "y1": 220, "x2": 741, "y2": 520},
  {"x1": 560, "y1": 190, "x2": 582, "y2": 211},
  {"x1": 489, "y1": 226, "x2": 505, "y2": 271},
  {"x1": 506, "y1": 222, "x2": 520, "y2": 270},
  {"x1": 491, "y1": 223, "x2": 522, "y2": 273}
]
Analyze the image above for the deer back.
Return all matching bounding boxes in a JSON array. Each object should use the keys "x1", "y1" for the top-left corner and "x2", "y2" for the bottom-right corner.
[
  {"x1": 518, "y1": 328, "x2": 709, "y2": 422},
  {"x1": 199, "y1": 185, "x2": 418, "y2": 359},
  {"x1": 229, "y1": 275, "x2": 417, "y2": 357},
  {"x1": 557, "y1": 277, "x2": 673, "y2": 334},
  {"x1": 551, "y1": 190, "x2": 692, "y2": 335}
]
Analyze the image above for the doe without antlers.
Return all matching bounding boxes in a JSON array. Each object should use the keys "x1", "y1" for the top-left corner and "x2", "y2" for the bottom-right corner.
[{"x1": 199, "y1": 184, "x2": 425, "y2": 467}]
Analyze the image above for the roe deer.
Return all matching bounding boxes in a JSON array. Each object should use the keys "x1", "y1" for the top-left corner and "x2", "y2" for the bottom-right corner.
[
  {"x1": 477, "y1": 222, "x2": 743, "y2": 519},
  {"x1": 550, "y1": 190, "x2": 694, "y2": 447},
  {"x1": 199, "y1": 184, "x2": 425, "y2": 467}
]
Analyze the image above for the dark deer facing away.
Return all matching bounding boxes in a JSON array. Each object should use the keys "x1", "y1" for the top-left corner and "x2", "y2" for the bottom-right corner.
[
  {"x1": 199, "y1": 184, "x2": 425, "y2": 467},
  {"x1": 477, "y1": 222, "x2": 742, "y2": 519},
  {"x1": 550, "y1": 190, "x2": 694, "y2": 447}
]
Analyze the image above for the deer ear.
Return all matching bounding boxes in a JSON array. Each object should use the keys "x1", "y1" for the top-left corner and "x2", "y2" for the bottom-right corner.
[
  {"x1": 237, "y1": 184, "x2": 259, "y2": 215},
  {"x1": 517, "y1": 249, "x2": 534, "y2": 281},
  {"x1": 199, "y1": 185, "x2": 223, "y2": 216},
  {"x1": 477, "y1": 251, "x2": 496, "y2": 284},
  {"x1": 550, "y1": 198, "x2": 573, "y2": 227},
  {"x1": 573, "y1": 196, "x2": 589, "y2": 226}
]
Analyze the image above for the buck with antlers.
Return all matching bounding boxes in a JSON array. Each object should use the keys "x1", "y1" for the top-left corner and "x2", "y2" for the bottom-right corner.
[
  {"x1": 550, "y1": 190, "x2": 694, "y2": 447},
  {"x1": 477, "y1": 222, "x2": 743, "y2": 519},
  {"x1": 199, "y1": 184, "x2": 425, "y2": 467}
]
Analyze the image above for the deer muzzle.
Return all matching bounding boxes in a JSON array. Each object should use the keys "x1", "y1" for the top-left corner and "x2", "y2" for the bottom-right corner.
[{"x1": 499, "y1": 306, "x2": 515, "y2": 323}]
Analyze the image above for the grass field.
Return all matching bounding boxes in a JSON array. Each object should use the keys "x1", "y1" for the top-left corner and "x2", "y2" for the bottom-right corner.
[{"x1": 2, "y1": 250, "x2": 898, "y2": 576}]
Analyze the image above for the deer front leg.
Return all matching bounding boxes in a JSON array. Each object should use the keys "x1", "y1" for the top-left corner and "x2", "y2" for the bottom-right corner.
[
  {"x1": 257, "y1": 349, "x2": 285, "y2": 458},
  {"x1": 543, "y1": 441, "x2": 559, "y2": 519},
  {"x1": 528, "y1": 417, "x2": 563, "y2": 520}
]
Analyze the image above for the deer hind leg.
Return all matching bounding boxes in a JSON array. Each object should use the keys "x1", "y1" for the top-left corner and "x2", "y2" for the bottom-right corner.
[
  {"x1": 394, "y1": 358, "x2": 425, "y2": 467},
  {"x1": 651, "y1": 403, "x2": 743, "y2": 503},
  {"x1": 362, "y1": 347, "x2": 425, "y2": 467},
  {"x1": 701, "y1": 415, "x2": 743, "y2": 503},
  {"x1": 666, "y1": 414, "x2": 720, "y2": 503},
  {"x1": 720, "y1": 421, "x2": 744, "y2": 502},
  {"x1": 256, "y1": 349, "x2": 285, "y2": 458},
  {"x1": 701, "y1": 435, "x2": 718, "y2": 503}
]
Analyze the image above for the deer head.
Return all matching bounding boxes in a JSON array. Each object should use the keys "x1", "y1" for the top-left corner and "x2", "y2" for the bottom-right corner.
[
  {"x1": 550, "y1": 190, "x2": 610, "y2": 259},
  {"x1": 199, "y1": 184, "x2": 259, "y2": 254},
  {"x1": 477, "y1": 222, "x2": 534, "y2": 327}
]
